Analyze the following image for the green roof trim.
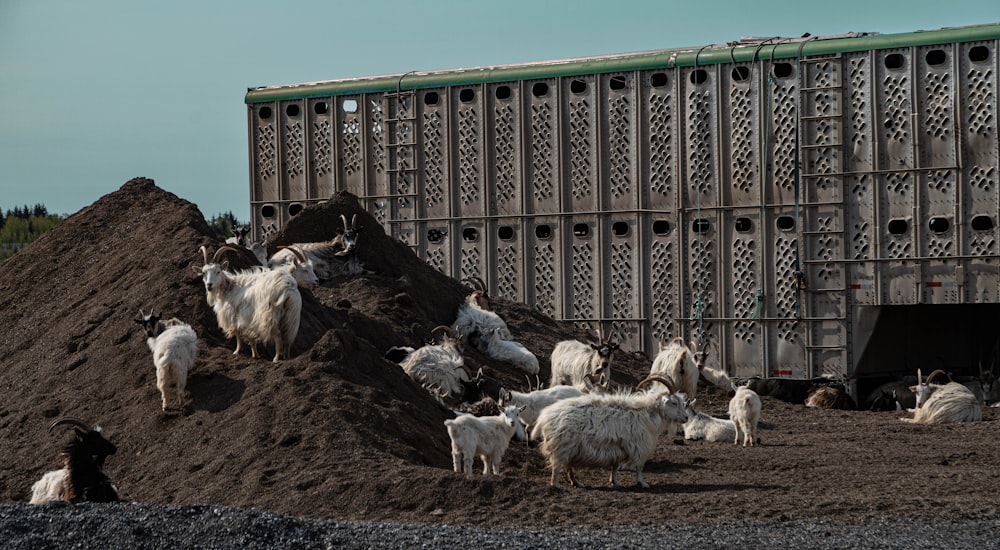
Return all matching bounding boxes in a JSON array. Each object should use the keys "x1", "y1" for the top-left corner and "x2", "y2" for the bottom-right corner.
[{"x1": 245, "y1": 23, "x2": 1000, "y2": 104}]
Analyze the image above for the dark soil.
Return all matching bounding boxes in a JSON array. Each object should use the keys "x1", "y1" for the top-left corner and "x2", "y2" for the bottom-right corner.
[{"x1": 2, "y1": 177, "x2": 999, "y2": 528}]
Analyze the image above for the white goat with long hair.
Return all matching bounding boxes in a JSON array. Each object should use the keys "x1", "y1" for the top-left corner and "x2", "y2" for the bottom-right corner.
[
  {"x1": 398, "y1": 326, "x2": 470, "y2": 400},
  {"x1": 499, "y1": 384, "x2": 583, "y2": 436},
  {"x1": 729, "y1": 384, "x2": 762, "y2": 446},
  {"x1": 267, "y1": 214, "x2": 364, "y2": 280},
  {"x1": 902, "y1": 369, "x2": 982, "y2": 424},
  {"x1": 549, "y1": 326, "x2": 619, "y2": 391},
  {"x1": 135, "y1": 309, "x2": 198, "y2": 411},
  {"x1": 444, "y1": 404, "x2": 524, "y2": 477},
  {"x1": 531, "y1": 375, "x2": 688, "y2": 488},
  {"x1": 192, "y1": 245, "x2": 302, "y2": 362},
  {"x1": 682, "y1": 398, "x2": 736, "y2": 442},
  {"x1": 452, "y1": 277, "x2": 512, "y2": 345},
  {"x1": 478, "y1": 327, "x2": 539, "y2": 375}
]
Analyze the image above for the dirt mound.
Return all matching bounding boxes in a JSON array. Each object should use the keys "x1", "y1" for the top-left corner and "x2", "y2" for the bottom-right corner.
[{"x1": 3, "y1": 177, "x2": 999, "y2": 528}]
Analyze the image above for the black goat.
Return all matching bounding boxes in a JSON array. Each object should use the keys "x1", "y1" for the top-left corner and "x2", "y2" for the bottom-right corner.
[{"x1": 30, "y1": 417, "x2": 119, "y2": 504}]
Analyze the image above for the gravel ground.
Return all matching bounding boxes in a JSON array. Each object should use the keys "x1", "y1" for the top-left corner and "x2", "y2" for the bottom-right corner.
[{"x1": 2, "y1": 503, "x2": 999, "y2": 549}]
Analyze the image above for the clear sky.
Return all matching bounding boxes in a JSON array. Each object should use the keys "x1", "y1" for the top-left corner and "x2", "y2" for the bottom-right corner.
[{"x1": 1, "y1": 0, "x2": 997, "y2": 220}]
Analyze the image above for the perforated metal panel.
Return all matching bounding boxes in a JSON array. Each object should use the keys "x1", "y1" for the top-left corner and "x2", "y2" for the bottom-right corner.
[{"x1": 246, "y1": 24, "x2": 1000, "y2": 382}]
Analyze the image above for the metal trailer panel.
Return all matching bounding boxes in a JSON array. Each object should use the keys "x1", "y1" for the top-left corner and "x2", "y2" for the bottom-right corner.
[{"x1": 243, "y1": 24, "x2": 1000, "y2": 385}]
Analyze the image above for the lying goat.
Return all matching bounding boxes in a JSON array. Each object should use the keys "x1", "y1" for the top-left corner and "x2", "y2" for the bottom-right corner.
[{"x1": 30, "y1": 417, "x2": 119, "y2": 504}]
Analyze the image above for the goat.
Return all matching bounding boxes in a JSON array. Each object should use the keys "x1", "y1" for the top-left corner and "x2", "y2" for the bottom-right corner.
[
  {"x1": 531, "y1": 375, "x2": 688, "y2": 488},
  {"x1": 863, "y1": 380, "x2": 916, "y2": 410},
  {"x1": 648, "y1": 337, "x2": 700, "y2": 398},
  {"x1": 225, "y1": 224, "x2": 250, "y2": 246},
  {"x1": 451, "y1": 277, "x2": 512, "y2": 350},
  {"x1": 192, "y1": 245, "x2": 302, "y2": 362},
  {"x1": 135, "y1": 308, "x2": 198, "y2": 411},
  {"x1": 30, "y1": 417, "x2": 119, "y2": 504},
  {"x1": 398, "y1": 326, "x2": 470, "y2": 401},
  {"x1": 729, "y1": 384, "x2": 762, "y2": 446},
  {"x1": 477, "y1": 327, "x2": 539, "y2": 375},
  {"x1": 902, "y1": 368, "x2": 982, "y2": 424},
  {"x1": 498, "y1": 384, "x2": 583, "y2": 438},
  {"x1": 682, "y1": 398, "x2": 736, "y2": 443},
  {"x1": 868, "y1": 389, "x2": 902, "y2": 412},
  {"x1": 549, "y1": 328, "x2": 618, "y2": 391},
  {"x1": 804, "y1": 385, "x2": 857, "y2": 410},
  {"x1": 271, "y1": 246, "x2": 319, "y2": 288},
  {"x1": 444, "y1": 404, "x2": 524, "y2": 477},
  {"x1": 267, "y1": 214, "x2": 364, "y2": 280}
]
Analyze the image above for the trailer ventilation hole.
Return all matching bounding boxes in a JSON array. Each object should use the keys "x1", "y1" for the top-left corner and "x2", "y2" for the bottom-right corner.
[
  {"x1": 776, "y1": 216, "x2": 795, "y2": 231},
  {"x1": 969, "y1": 45, "x2": 989, "y2": 63},
  {"x1": 424, "y1": 92, "x2": 439, "y2": 106},
  {"x1": 570, "y1": 79, "x2": 587, "y2": 94},
  {"x1": 535, "y1": 224, "x2": 552, "y2": 239},
  {"x1": 573, "y1": 223, "x2": 589, "y2": 237},
  {"x1": 459, "y1": 89, "x2": 475, "y2": 103},
  {"x1": 888, "y1": 219, "x2": 908, "y2": 235},
  {"x1": 609, "y1": 76, "x2": 627, "y2": 91},
  {"x1": 925, "y1": 49, "x2": 946, "y2": 66},
  {"x1": 258, "y1": 106, "x2": 272, "y2": 119},
  {"x1": 772, "y1": 63, "x2": 793, "y2": 78},
  {"x1": 650, "y1": 72, "x2": 668, "y2": 88},
  {"x1": 498, "y1": 226, "x2": 514, "y2": 241},
  {"x1": 261, "y1": 204, "x2": 276, "y2": 219},
  {"x1": 285, "y1": 104, "x2": 300, "y2": 117},
  {"x1": 427, "y1": 229, "x2": 446, "y2": 244},
  {"x1": 690, "y1": 69, "x2": 708, "y2": 85},
  {"x1": 652, "y1": 220, "x2": 671, "y2": 235},
  {"x1": 884, "y1": 53, "x2": 905, "y2": 70},
  {"x1": 971, "y1": 215, "x2": 994, "y2": 231},
  {"x1": 735, "y1": 217, "x2": 753, "y2": 232},
  {"x1": 313, "y1": 101, "x2": 328, "y2": 115},
  {"x1": 342, "y1": 99, "x2": 358, "y2": 113},
  {"x1": 495, "y1": 85, "x2": 511, "y2": 100},
  {"x1": 928, "y1": 217, "x2": 949, "y2": 233},
  {"x1": 462, "y1": 227, "x2": 479, "y2": 242},
  {"x1": 288, "y1": 203, "x2": 303, "y2": 216},
  {"x1": 731, "y1": 66, "x2": 750, "y2": 82},
  {"x1": 692, "y1": 218, "x2": 710, "y2": 234},
  {"x1": 612, "y1": 222, "x2": 629, "y2": 237},
  {"x1": 532, "y1": 82, "x2": 549, "y2": 97}
]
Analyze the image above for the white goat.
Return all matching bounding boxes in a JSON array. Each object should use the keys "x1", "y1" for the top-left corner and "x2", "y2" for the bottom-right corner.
[
  {"x1": 903, "y1": 369, "x2": 982, "y2": 424},
  {"x1": 499, "y1": 384, "x2": 583, "y2": 436},
  {"x1": 531, "y1": 375, "x2": 688, "y2": 488},
  {"x1": 267, "y1": 214, "x2": 364, "y2": 280},
  {"x1": 682, "y1": 398, "x2": 736, "y2": 442},
  {"x1": 269, "y1": 246, "x2": 319, "y2": 288},
  {"x1": 452, "y1": 277, "x2": 513, "y2": 345},
  {"x1": 549, "y1": 336, "x2": 618, "y2": 391},
  {"x1": 136, "y1": 309, "x2": 198, "y2": 411},
  {"x1": 192, "y1": 245, "x2": 302, "y2": 362},
  {"x1": 648, "y1": 337, "x2": 700, "y2": 398},
  {"x1": 478, "y1": 327, "x2": 539, "y2": 375},
  {"x1": 398, "y1": 326, "x2": 470, "y2": 400},
  {"x1": 444, "y1": 404, "x2": 524, "y2": 477},
  {"x1": 729, "y1": 384, "x2": 762, "y2": 446}
]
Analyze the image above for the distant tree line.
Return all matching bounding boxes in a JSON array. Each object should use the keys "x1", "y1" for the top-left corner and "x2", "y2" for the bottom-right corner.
[{"x1": 1, "y1": 204, "x2": 245, "y2": 263}]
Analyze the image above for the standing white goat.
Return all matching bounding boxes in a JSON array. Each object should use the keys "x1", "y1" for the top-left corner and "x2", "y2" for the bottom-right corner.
[
  {"x1": 135, "y1": 309, "x2": 198, "y2": 411},
  {"x1": 193, "y1": 245, "x2": 302, "y2": 362},
  {"x1": 729, "y1": 384, "x2": 762, "y2": 446},
  {"x1": 398, "y1": 326, "x2": 470, "y2": 400},
  {"x1": 549, "y1": 330, "x2": 618, "y2": 391},
  {"x1": 902, "y1": 369, "x2": 982, "y2": 424},
  {"x1": 444, "y1": 404, "x2": 524, "y2": 477},
  {"x1": 498, "y1": 384, "x2": 583, "y2": 436},
  {"x1": 531, "y1": 375, "x2": 688, "y2": 488}
]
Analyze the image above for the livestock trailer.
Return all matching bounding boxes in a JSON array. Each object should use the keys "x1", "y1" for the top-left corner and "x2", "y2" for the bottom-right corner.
[{"x1": 244, "y1": 23, "x2": 1000, "y2": 396}]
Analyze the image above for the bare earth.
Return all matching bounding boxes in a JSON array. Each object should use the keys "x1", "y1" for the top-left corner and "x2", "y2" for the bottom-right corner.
[{"x1": 1, "y1": 178, "x2": 999, "y2": 530}]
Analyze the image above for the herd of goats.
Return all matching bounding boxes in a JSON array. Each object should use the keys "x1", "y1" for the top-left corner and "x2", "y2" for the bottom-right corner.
[{"x1": 27, "y1": 213, "x2": 1000, "y2": 504}]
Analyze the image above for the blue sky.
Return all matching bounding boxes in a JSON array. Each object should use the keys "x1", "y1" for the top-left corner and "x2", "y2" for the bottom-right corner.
[{"x1": 1, "y1": 0, "x2": 997, "y2": 220}]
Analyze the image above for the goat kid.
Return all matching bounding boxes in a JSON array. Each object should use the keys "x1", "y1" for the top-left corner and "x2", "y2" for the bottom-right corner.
[
  {"x1": 729, "y1": 384, "x2": 762, "y2": 446},
  {"x1": 135, "y1": 308, "x2": 198, "y2": 411},
  {"x1": 444, "y1": 405, "x2": 524, "y2": 477}
]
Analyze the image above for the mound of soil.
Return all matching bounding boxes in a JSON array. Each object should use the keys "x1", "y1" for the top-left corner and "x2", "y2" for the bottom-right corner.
[{"x1": 1, "y1": 177, "x2": 998, "y2": 528}]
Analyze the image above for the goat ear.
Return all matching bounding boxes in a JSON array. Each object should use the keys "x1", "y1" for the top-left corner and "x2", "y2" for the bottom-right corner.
[
  {"x1": 190, "y1": 264, "x2": 203, "y2": 274},
  {"x1": 221, "y1": 260, "x2": 230, "y2": 270}
]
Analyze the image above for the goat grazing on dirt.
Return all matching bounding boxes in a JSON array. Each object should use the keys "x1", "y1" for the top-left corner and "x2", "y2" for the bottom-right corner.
[
  {"x1": 135, "y1": 308, "x2": 198, "y2": 411},
  {"x1": 193, "y1": 245, "x2": 302, "y2": 362},
  {"x1": 531, "y1": 375, "x2": 688, "y2": 488},
  {"x1": 444, "y1": 405, "x2": 524, "y2": 477},
  {"x1": 30, "y1": 417, "x2": 119, "y2": 504}
]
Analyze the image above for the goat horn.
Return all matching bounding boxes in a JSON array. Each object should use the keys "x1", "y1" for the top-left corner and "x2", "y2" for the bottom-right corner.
[
  {"x1": 48, "y1": 417, "x2": 92, "y2": 433},
  {"x1": 925, "y1": 369, "x2": 949, "y2": 385},
  {"x1": 916, "y1": 368, "x2": 923, "y2": 386},
  {"x1": 213, "y1": 246, "x2": 240, "y2": 263},
  {"x1": 341, "y1": 214, "x2": 349, "y2": 230},
  {"x1": 200, "y1": 245, "x2": 210, "y2": 264},
  {"x1": 351, "y1": 214, "x2": 358, "y2": 227},
  {"x1": 278, "y1": 245, "x2": 308, "y2": 263},
  {"x1": 431, "y1": 325, "x2": 457, "y2": 340},
  {"x1": 636, "y1": 374, "x2": 675, "y2": 393}
]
